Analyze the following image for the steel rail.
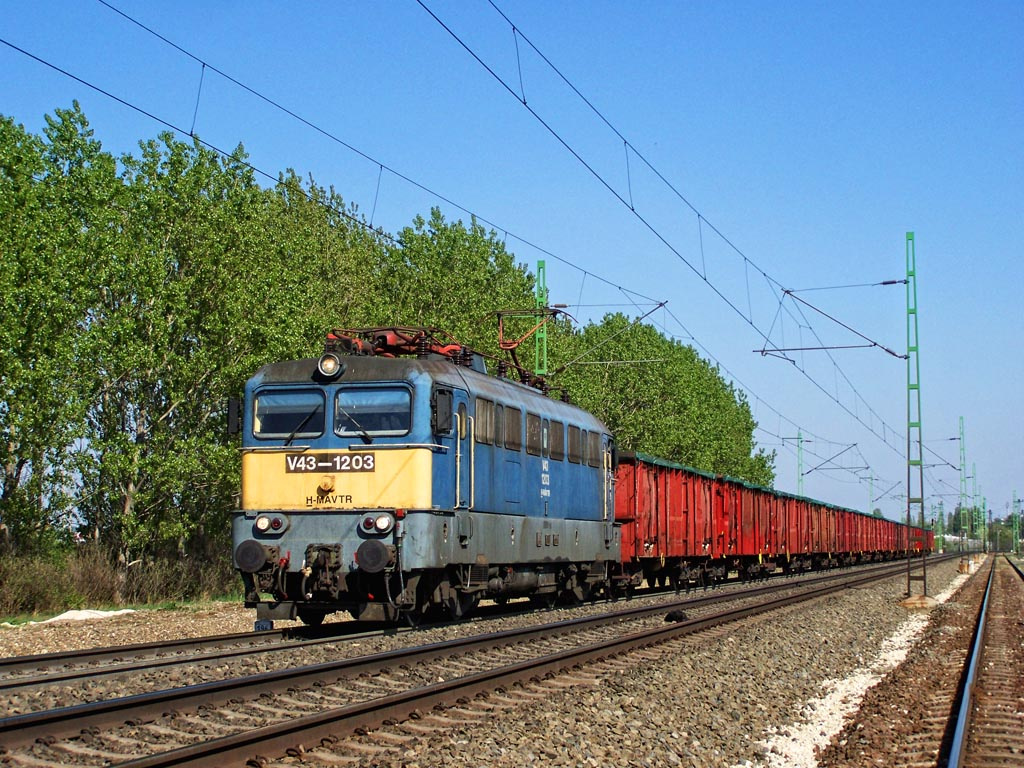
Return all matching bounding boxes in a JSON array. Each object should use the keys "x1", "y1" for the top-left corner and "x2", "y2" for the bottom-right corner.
[
  {"x1": 113, "y1": 565, "x2": 909, "y2": 768},
  {"x1": 0, "y1": 562, "x2": 914, "y2": 762},
  {"x1": 2, "y1": 556, "x2": 942, "y2": 691},
  {"x1": 946, "y1": 556, "x2": 996, "y2": 768},
  {"x1": 0, "y1": 620, "x2": 385, "y2": 677},
  {"x1": 1004, "y1": 553, "x2": 1024, "y2": 581},
  {"x1": 0, "y1": 566, "x2": 815, "y2": 679},
  {"x1": 0, "y1": 622, "x2": 403, "y2": 691},
  {"x1": 0, "y1": 628, "x2": 279, "y2": 675},
  {"x1": 0, "y1": 560, "x2": 914, "y2": 750}
]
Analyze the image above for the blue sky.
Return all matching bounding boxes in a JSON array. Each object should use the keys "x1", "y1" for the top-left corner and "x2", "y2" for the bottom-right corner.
[{"x1": 3, "y1": 1, "x2": 1021, "y2": 524}]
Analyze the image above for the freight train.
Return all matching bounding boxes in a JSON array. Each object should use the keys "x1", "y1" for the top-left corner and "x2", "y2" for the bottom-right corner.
[{"x1": 230, "y1": 327, "x2": 931, "y2": 626}]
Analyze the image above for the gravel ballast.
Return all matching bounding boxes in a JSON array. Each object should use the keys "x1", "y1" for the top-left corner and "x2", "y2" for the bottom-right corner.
[
  {"x1": 335, "y1": 558, "x2": 967, "y2": 768},
  {"x1": 0, "y1": 559, "x2": 969, "y2": 767}
]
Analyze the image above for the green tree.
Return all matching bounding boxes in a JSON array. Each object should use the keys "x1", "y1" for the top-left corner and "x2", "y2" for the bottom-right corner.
[
  {"x1": 0, "y1": 105, "x2": 119, "y2": 553},
  {"x1": 1, "y1": 102, "x2": 775, "y2": 599},
  {"x1": 76, "y1": 137, "x2": 385, "y2": 561},
  {"x1": 368, "y1": 208, "x2": 535, "y2": 348},
  {"x1": 554, "y1": 314, "x2": 774, "y2": 486}
]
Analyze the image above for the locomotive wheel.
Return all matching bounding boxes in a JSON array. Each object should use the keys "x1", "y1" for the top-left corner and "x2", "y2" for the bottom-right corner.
[
  {"x1": 445, "y1": 591, "x2": 480, "y2": 620},
  {"x1": 400, "y1": 573, "x2": 433, "y2": 627},
  {"x1": 297, "y1": 608, "x2": 326, "y2": 626},
  {"x1": 530, "y1": 593, "x2": 557, "y2": 610},
  {"x1": 562, "y1": 575, "x2": 586, "y2": 605},
  {"x1": 403, "y1": 606, "x2": 427, "y2": 628}
]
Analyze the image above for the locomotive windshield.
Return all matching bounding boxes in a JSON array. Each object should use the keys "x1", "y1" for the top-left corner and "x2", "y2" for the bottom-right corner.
[
  {"x1": 253, "y1": 390, "x2": 325, "y2": 439},
  {"x1": 335, "y1": 387, "x2": 411, "y2": 437}
]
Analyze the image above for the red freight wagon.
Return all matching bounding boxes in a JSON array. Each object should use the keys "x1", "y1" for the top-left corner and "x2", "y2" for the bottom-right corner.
[{"x1": 614, "y1": 452, "x2": 932, "y2": 589}]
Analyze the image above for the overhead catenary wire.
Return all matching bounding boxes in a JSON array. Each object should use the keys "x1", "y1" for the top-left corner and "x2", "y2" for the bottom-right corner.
[
  {"x1": 0, "y1": 37, "x2": 397, "y2": 249},
  {"x1": 414, "y1": 0, "x2": 791, "y2": 358},
  {"x1": 82, "y1": 3, "x2": 853, "y2": 465},
  {"x1": 657, "y1": 304, "x2": 900, "y2": 493},
  {"x1": 5, "y1": 7, "x2": 913, "y2": 503},
  {"x1": 95, "y1": 0, "x2": 910, "y2": 489},
  {"x1": 424, "y1": 0, "x2": 912, "y2": 463},
  {"x1": 92, "y1": 0, "x2": 661, "y2": 310},
  {"x1": 786, "y1": 279, "x2": 908, "y2": 293},
  {"x1": 777, "y1": 289, "x2": 906, "y2": 359}
]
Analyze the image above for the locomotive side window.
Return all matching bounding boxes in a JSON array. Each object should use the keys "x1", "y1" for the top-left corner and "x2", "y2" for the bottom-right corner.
[
  {"x1": 549, "y1": 420, "x2": 565, "y2": 461},
  {"x1": 567, "y1": 425, "x2": 582, "y2": 464},
  {"x1": 475, "y1": 398, "x2": 494, "y2": 444},
  {"x1": 505, "y1": 406, "x2": 523, "y2": 451},
  {"x1": 526, "y1": 412, "x2": 542, "y2": 456},
  {"x1": 494, "y1": 405, "x2": 504, "y2": 448},
  {"x1": 587, "y1": 431, "x2": 602, "y2": 467},
  {"x1": 334, "y1": 387, "x2": 411, "y2": 437},
  {"x1": 254, "y1": 390, "x2": 325, "y2": 439}
]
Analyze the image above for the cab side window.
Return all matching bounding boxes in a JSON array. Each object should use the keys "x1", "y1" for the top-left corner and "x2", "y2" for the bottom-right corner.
[
  {"x1": 549, "y1": 420, "x2": 565, "y2": 461},
  {"x1": 505, "y1": 407, "x2": 523, "y2": 451},
  {"x1": 475, "y1": 398, "x2": 494, "y2": 444},
  {"x1": 587, "y1": 431, "x2": 601, "y2": 467},
  {"x1": 526, "y1": 412, "x2": 542, "y2": 456},
  {"x1": 568, "y1": 425, "x2": 582, "y2": 464}
]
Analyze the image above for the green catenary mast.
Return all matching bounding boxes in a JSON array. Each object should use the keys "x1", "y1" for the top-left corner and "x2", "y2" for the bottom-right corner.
[
  {"x1": 904, "y1": 232, "x2": 928, "y2": 600},
  {"x1": 972, "y1": 464, "x2": 978, "y2": 552},
  {"x1": 1013, "y1": 492, "x2": 1020, "y2": 555},
  {"x1": 982, "y1": 495, "x2": 988, "y2": 553},
  {"x1": 959, "y1": 416, "x2": 968, "y2": 560},
  {"x1": 534, "y1": 260, "x2": 548, "y2": 376},
  {"x1": 797, "y1": 429, "x2": 804, "y2": 497}
]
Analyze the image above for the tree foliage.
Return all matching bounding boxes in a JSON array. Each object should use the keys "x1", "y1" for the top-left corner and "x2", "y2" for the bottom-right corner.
[
  {"x1": 366, "y1": 208, "x2": 535, "y2": 347},
  {"x1": 553, "y1": 314, "x2": 775, "y2": 486},
  {"x1": 0, "y1": 104, "x2": 774, "y2": 578}
]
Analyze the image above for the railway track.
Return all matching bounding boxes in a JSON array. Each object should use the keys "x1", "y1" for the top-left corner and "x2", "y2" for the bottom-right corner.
[
  {"x1": 947, "y1": 555, "x2": 1024, "y2": 768},
  {"x1": 0, "y1": 621, "x2": 408, "y2": 694},
  {"x1": 816, "y1": 553, "x2": 1024, "y2": 768},
  {"x1": 0, "y1": 558, "x2": 928, "y2": 699},
  {"x1": 0, "y1": 560, "x2": 919, "y2": 767}
]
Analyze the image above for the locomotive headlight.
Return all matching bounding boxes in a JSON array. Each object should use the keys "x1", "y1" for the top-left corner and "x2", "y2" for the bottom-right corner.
[
  {"x1": 317, "y1": 352, "x2": 344, "y2": 379},
  {"x1": 255, "y1": 515, "x2": 272, "y2": 532}
]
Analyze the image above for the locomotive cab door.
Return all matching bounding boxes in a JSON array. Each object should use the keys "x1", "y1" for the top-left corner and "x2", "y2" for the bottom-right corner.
[
  {"x1": 433, "y1": 385, "x2": 472, "y2": 512},
  {"x1": 455, "y1": 400, "x2": 473, "y2": 509}
]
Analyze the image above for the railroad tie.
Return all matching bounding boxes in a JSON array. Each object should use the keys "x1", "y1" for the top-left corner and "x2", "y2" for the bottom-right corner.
[
  {"x1": 338, "y1": 740, "x2": 392, "y2": 755},
  {"x1": 0, "y1": 754, "x2": 80, "y2": 768},
  {"x1": 39, "y1": 740, "x2": 130, "y2": 763},
  {"x1": 367, "y1": 730, "x2": 417, "y2": 745},
  {"x1": 166, "y1": 713, "x2": 239, "y2": 735},
  {"x1": 301, "y1": 748, "x2": 363, "y2": 765}
]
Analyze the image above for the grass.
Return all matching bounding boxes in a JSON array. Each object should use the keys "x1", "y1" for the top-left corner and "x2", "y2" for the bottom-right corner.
[{"x1": 0, "y1": 547, "x2": 240, "y2": 622}]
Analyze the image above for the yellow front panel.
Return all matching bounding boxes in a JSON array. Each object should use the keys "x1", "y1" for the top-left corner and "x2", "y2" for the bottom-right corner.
[{"x1": 241, "y1": 448, "x2": 433, "y2": 510}]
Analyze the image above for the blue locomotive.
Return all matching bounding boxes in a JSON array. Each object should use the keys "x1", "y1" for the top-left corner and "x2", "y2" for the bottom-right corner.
[{"x1": 231, "y1": 327, "x2": 618, "y2": 624}]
